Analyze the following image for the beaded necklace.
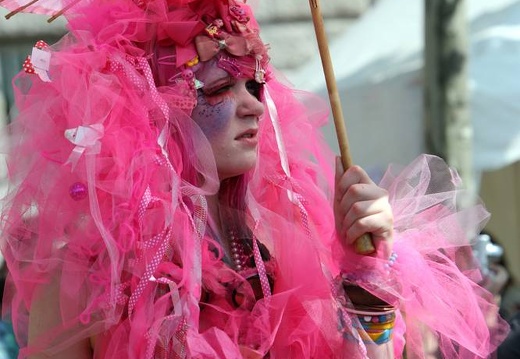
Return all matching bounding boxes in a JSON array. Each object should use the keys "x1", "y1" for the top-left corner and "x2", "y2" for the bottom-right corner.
[
  {"x1": 227, "y1": 227, "x2": 273, "y2": 300},
  {"x1": 228, "y1": 229, "x2": 250, "y2": 272}
]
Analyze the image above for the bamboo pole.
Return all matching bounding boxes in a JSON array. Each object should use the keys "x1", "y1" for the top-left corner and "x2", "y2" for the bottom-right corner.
[{"x1": 308, "y1": 0, "x2": 375, "y2": 254}]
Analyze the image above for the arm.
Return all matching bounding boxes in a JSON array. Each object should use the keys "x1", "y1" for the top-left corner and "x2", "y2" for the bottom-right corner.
[
  {"x1": 28, "y1": 278, "x2": 93, "y2": 359},
  {"x1": 333, "y1": 157, "x2": 396, "y2": 358}
]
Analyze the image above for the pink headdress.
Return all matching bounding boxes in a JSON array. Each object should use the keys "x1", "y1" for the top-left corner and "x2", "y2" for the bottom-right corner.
[
  {"x1": 44, "y1": 0, "x2": 270, "y2": 113},
  {"x1": 7, "y1": 0, "x2": 270, "y2": 113}
]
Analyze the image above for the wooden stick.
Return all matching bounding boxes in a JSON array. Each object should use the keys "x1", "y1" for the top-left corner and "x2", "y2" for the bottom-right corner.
[
  {"x1": 308, "y1": 0, "x2": 375, "y2": 254},
  {"x1": 5, "y1": 0, "x2": 40, "y2": 19},
  {"x1": 48, "y1": 0, "x2": 82, "y2": 23}
]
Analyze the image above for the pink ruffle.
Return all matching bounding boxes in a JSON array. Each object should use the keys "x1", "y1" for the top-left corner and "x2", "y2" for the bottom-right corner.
[{"x1": 337, "y1": 155, "x2": 509, "y2": 358}]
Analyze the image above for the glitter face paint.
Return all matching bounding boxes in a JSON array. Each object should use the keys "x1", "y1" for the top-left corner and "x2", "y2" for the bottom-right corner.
[{"x1": 192, "y1": 89, "x2": 235, "y2": 140}]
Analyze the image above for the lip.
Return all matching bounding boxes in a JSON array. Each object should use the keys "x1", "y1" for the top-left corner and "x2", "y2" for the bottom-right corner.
[{"x1": 235, "y1": 128, "x2": 259, "y2": 143}]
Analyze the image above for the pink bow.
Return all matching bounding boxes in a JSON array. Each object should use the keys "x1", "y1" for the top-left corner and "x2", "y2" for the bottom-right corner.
[{"x1": 195, "y1": 34, "x2": 250, "y2": 62}]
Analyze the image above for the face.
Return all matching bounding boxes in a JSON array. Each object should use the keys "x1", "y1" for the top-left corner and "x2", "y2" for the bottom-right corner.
[{"x1": 192, "y1": 60, "x2": 264, "y2": 180}]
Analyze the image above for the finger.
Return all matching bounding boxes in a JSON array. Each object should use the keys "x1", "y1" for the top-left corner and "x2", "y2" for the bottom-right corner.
[
  {"x1": 340, "y1": 198, "x2": 393, "y2": 235},
  {"x1": 336, "y1": 165, "x2": 374, "y2": 196},
  {"x1": 376, "y1": 238, "x2": 394, "y2": 260},
  {"x1": 335, "y1": 156, "x2": 344, "y2": 185},
  {"x1": 338, "y1": 184, "x2": 389, "y2": 218},
  {"x1": 343, "y1": 183, "x2": 387, "y2": 205},
  {"x1": 344, "y1": 212, "x2": 393, "y2": 245}
]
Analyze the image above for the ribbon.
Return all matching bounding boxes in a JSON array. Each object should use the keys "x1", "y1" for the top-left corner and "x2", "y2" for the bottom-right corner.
[
  {"x1": 64, "y1": 124, "x2": 104, "y2": 169},
  {"x1": 22, "y1": 41, "x2": 52, "y2": 82},
  {"x1": 195, "y1": 34, "x2": 250, "y2": 62},
  {"x1": 263, "y1": 84, "x2": 291, "y2": 179}
]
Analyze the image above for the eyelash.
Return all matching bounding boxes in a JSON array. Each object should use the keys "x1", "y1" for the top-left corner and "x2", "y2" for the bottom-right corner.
[
  {"x1": 200, "y1": 80, "x2": 263, "y2": 101},
  {"x1": 203, "y1": 80, "x2": 235, "y2": 97}
]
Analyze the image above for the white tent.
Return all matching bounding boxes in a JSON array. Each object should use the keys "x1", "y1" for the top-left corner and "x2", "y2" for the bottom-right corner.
[{"x1": 289, "y1": 0, "x2": 520, "y2": 174}]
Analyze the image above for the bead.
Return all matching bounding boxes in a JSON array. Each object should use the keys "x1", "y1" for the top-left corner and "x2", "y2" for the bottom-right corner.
[
  {"x1": 228, "y1": 229, "x2": 254, "y2": 272},
  {"x1": 69, "y1": 182, "x2": 88, "y2": 201},
  {"x1": 181, "y1": 69, "x2": 194, "y2": 81}
]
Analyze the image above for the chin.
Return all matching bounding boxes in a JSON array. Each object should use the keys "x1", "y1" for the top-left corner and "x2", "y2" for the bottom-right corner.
[{"x1": 217, "y1": 158, "x2": 257, "y2": 180}]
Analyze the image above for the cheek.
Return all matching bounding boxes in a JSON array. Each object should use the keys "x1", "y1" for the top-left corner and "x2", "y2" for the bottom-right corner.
[{"x1": 192, "y1": 95, "x2": 235, "y2": 139}]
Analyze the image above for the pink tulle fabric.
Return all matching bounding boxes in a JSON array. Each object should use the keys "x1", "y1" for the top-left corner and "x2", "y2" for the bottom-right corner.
[{"x1": 0, "y1": 1, "x2": 508, "y2": 358}]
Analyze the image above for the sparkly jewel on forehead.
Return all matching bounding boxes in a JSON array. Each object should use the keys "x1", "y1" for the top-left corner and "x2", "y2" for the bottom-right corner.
[{"x1": 217, "y1": 57, "x2": 242, "y2": 78}]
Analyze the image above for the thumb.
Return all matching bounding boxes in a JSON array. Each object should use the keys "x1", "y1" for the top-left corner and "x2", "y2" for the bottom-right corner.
[{"x1": 335, "y1": 156, "x2": 344, "y2": 183}]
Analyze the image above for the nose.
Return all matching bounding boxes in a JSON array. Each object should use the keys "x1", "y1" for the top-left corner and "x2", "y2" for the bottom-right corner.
[{"x1": 235, "y1": 81, "x2": 264, "y2": 119}]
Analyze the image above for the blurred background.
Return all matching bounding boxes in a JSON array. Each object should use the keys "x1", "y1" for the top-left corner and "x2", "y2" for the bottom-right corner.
[{"x1": 0, "y1": 0, "x2": 519, "y2": 355}]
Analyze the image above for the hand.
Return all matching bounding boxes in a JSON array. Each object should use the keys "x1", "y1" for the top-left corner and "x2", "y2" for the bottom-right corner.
[{"x1": 334, "y1": 157, "x2": 393, "y2": 257}]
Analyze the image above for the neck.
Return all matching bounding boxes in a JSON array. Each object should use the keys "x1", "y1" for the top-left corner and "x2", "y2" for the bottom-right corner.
[{"x1": 206, "y1": 192, "x2": 222, "y2": 236}]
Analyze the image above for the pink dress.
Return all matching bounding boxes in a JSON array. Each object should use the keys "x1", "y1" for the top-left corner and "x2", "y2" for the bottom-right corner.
[{"x1": 0, "y1": 1, "x2": 508, "y2": 358}]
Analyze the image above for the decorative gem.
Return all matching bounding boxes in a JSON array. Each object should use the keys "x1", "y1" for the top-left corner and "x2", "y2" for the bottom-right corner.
[
  {"x1": 217, "y1": 39, "x2": 227, "y2": 50},
  {"x1": 194, "y1": 79, "x2": 204, "y2": 90},
  {"x1": 69, "y1": 182, "x2": 88, "y2": 201}
]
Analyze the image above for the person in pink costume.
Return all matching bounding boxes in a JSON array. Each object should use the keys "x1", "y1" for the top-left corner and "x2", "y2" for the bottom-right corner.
[{"x1": 0, "y1": 0, "x2": 508, "y2": 358}]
